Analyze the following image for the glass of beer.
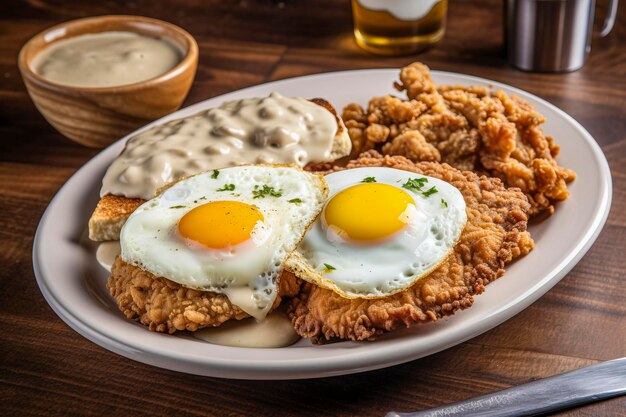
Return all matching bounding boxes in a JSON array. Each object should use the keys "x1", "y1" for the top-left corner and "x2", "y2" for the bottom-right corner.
[{"x1": 351, "y1": 0, "x2": 448, "y2": 55}]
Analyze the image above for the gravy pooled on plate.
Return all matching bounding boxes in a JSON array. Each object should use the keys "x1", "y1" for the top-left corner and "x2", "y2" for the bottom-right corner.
[
  {"x1": 101, "y1": 93, "x2": 341, "y2": 199},
  {"x1": 32, "y1": 31, "x2": 182, "y2": 88},
  {"x1": 194, "y1": 310, "x2": 300, "y2": 348}
]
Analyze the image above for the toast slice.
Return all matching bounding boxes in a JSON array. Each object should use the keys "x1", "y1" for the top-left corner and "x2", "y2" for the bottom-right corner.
[
  {"x1": 309, "y1": 98, "x2": 351, "y2": 161},
  {"x1": 88, "y1": 98, "x2": 350, "y2": 241},
  {"x1": 88, "y1": 195, "x2": 145, "y2": 241}
]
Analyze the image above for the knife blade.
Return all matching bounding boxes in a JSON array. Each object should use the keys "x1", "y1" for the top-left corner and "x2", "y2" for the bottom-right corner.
[{"x1": 386, "y1": 357, "x2": 626, "y2": 417}]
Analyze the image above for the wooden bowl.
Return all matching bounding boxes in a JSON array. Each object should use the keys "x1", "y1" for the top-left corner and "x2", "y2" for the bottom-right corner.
[{"x1": 18, "y1": 15, "x2": 198, "y2": 148}]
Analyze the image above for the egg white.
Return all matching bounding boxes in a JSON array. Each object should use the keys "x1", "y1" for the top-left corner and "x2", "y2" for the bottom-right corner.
[
  {"x1": 120, "y1": 165, "x2": 327, "y2": 316},
  {"x1": 287, "y1": 167, "x2": 467, "y2": 298}
]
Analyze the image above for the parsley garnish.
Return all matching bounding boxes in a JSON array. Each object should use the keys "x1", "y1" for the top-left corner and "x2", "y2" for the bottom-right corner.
[
  {"x1": 211, "y1": 169, "x2": 220, "y2": 179},
  {"x1": 323, "y1": 263, "x2": 336, "y2": 271},
  {"x1": 441, "y1": 198, "x2": 448, "y2": 208},
  {"x1": 362, "y1": 176, "x2": 376, "y2": 183},
  {"x1": 217, "y1": 184, "x2": 235, "y2": 192},
  {"x1": 170, "y1": 205, "x2": 186, "y2": 209},
  {"x1": 288, "y1": 198, "x2": 303, "y2": 204},
  {"x1": 402, "y1": 177, "x2": 429, "y2": 192},
  {"x1": 402, "y1": 177, "x2": 438, "y2": 198},
  {"x1": 422, "y1": 186, "x2": 438, "y2": 197},
  {"x1": 253, "y1": 184, "x2": 282, "y2": 199}
]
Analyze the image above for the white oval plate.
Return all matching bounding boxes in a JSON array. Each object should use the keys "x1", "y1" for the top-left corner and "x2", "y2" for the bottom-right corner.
[{"x1": 33, "y1": 69, "x2": 612, "y2": 380}]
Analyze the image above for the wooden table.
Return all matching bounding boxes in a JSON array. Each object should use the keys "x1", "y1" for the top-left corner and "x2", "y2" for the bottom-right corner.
[{"x1": 1, "y1": 1, "x2": 624, "y2": 416}]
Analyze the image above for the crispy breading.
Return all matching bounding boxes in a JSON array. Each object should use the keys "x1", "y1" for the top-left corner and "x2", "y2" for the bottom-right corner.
[
  {"x1": 341, "y1": 62, "x2": 575, "y2": 217},
  {"x1": 288, "y1": 151, "x2": 534, "y2": 342},
  {"x1": 108, "y1": 257, "x2": 301, "y2": 333},
  {"x1": 381, "y1": 130, "x2": 441, "y2": 162},
  {"x1": 367, "y1": 95, "x2": 427, "y2": 126}
]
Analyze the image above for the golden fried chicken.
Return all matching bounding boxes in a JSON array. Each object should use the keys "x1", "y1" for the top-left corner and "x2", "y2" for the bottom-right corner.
[
  {"x1": 108, "y1": 257, "x2": 301, "y2": 333},
  {"x1": 288, "y1": 151, "x2": 534, "y2": 342},
  {"x1": 341, "y1": 62, "x2": 575, "y2": 217}
]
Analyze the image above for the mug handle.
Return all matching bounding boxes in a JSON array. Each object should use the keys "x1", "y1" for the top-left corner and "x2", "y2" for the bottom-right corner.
[{"x1": 600, "y1": 0, "x2": 619, "y2": 37}]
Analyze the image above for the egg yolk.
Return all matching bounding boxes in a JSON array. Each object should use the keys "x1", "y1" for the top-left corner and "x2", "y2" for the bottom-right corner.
[
  {"x1": 323, "y1": 183, "x2": 414, "y2": 242},
  {"x1": 178, "y1": 201, "x2": 264, "y2": 249}
]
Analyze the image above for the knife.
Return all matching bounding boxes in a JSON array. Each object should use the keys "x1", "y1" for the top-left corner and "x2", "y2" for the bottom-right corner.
[{"x1": 386, "y1": 357, "x2": 626, "y2": 417}]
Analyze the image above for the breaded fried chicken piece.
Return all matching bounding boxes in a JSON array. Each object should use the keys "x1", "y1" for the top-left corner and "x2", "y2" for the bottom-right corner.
[
  {"x1": 108, "y1": 257, "x2": 301, "y2": 333},
  {"x1": 288, "y1": 151, "x2": 534, "y2": 342},
  {"x1": 341, "y1": 62, "x2": 575, "y2": 217},
  {"x1": 382, "y1": 130, "x2": 441, "y2": 162}
]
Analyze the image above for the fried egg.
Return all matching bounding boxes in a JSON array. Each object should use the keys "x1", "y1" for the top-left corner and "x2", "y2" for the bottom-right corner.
[
  {"x1": 287, "y1": 167, "x2": 467, "y2": 298},
  {"x1": 120, "y1": 165, "x2": 327, "y2": 318}
]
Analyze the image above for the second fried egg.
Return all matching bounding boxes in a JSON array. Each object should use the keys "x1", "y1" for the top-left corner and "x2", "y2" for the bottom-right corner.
[{"x1": 287, "y1": 167, "x2": 467, "y2": 298}]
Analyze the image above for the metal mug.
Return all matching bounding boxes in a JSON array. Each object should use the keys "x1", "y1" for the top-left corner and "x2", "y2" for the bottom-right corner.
[{"x1": 505, "y1": 0, "x2": 619, "y2": 72}]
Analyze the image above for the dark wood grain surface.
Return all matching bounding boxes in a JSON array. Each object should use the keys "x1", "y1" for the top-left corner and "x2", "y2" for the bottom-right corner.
[{"x1": 1, "y1": 1, "x2": 625, "y2": 416}]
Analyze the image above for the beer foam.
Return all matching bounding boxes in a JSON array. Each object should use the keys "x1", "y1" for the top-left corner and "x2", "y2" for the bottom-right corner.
[{"x1": 358, "y1": 0, "x2": 441, "y2": 21}]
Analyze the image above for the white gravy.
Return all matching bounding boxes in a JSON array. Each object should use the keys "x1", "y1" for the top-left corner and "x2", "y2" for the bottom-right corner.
[
  {"x1": 100, "y1": 93, "x2": 338, "y2": 199},
  {"x1": 223, "y1": 286, "x2": 271, "y2": 321},
  {"x1": 96, "y1": 241, "x2": 121, "y2": 272},
  {"x1": 194, "y1": 310, "x2": 300, "y2": 348},
  {"x1": 33, "y1": 31, "x2": 182, "y2": 88}
]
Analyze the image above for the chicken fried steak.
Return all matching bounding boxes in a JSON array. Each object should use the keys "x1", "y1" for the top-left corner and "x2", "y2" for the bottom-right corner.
[{"x1": 288, "y1": 152, "x2": 534, "y2": 342}]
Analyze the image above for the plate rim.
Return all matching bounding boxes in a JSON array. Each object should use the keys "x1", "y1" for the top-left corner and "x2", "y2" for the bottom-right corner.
[{"x1": 32, "y1": 68, "x2": 613, "y2": 379}]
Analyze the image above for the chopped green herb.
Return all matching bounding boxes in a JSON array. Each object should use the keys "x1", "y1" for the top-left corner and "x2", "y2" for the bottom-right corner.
[
  {"x1": 211, "y1": 169, "x2": 220, "y2": 179},
  {"x1": 198, "y1": 196, "x2": 207, "y2": 201},
  {"x1": 253, "y1": 184, "x2": 282, "y2": 199},
  {"x1": 402, "y1": 177, "x2": 429, "y2": 192},
  {"x1": 323, "y1": 263, "x2": 336, "y2": 271},
  {"x1": 362, "y1": 176, "x2": 376, "y2": 183},
  {"x1": 217, "y1": 184, "x2": 235, "y2": 192},
  {"x1": 170, "y1": 205, "x2": 186, "y2": 209},
  {"x1": 288, "y1": 198, "x2": 303, "y2": 204},
  {"x1": 441, "y1": 198, "x2": 448, "y2": 208},
  {"x1": 422, "y1": 186, "x2": 438, "y2": 197}
]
